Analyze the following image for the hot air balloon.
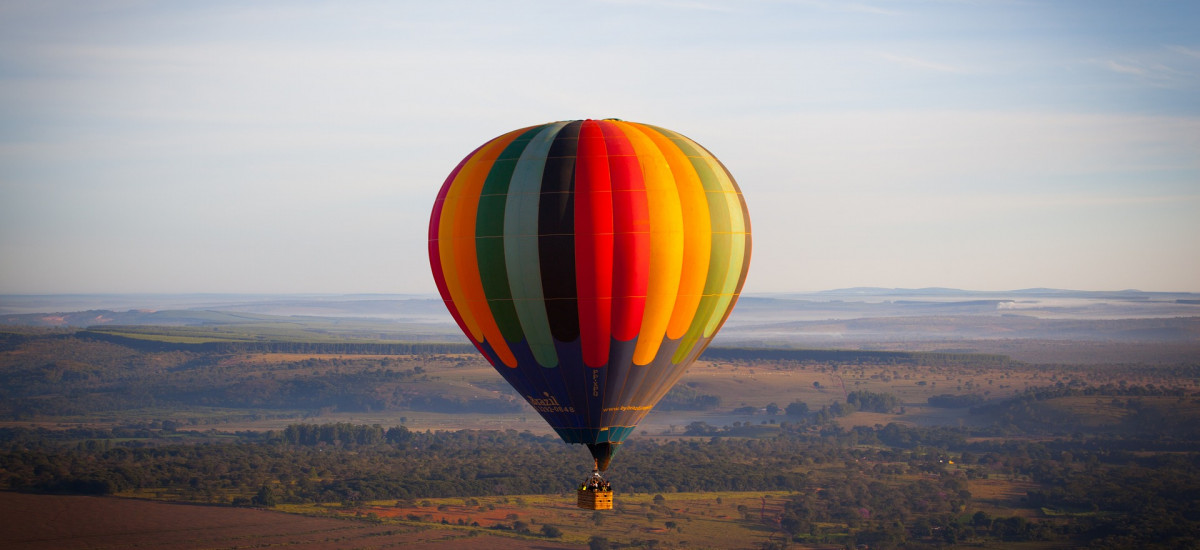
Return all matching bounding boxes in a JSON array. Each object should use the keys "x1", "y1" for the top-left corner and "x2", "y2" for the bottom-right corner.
[{"x1": 428, "y1": 119, "x2": 751, "y2": 507}]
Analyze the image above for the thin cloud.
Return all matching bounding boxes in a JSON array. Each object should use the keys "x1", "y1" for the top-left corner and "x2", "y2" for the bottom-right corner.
[
  {"x1": 1099, "y1": 45, "x2": 1200, "y2": 89},
  {"x1": 595, "y1": 0, "x2": 741, "y2": 12},
  {"x1": 879, "y1": 52, "x2": 966, "y2": 73},
  {"x1": 781, "y1": 0, "x2": 902, "y2": 16},
  {"x1": 841, "y1": 2, "x2": 903, "y2": 16},
  {"x1": 1103, "y1": 57, "x2": 1197, "y2": 89},
  {"x1": 1106, "y1": 59, "x2": 1147, "y2": 76},
  {"x1": 1168, "y1": 45, "x2": 1200, "y2": 59}
]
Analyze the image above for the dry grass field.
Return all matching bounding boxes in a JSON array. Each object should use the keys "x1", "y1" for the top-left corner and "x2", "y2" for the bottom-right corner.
[
  {"x1": 0, "y1": 491, "x2": 810, "y2": 549},
  {"x1": 0, "y1": 492, "x2": 567, "y2": 550},
  {"x1": 289, "y1": 491, "x2": 803, "y2": 549}
]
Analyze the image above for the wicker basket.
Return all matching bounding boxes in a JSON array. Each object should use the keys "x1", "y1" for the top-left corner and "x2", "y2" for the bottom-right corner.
[{"x1": 577, "y1": 488, "x2": 613, "y2": 510}]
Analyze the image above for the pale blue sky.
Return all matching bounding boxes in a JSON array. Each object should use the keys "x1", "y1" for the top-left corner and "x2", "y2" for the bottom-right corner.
[{"x1": 1, "y1": 0, "x2": 1197, "y2": 294}]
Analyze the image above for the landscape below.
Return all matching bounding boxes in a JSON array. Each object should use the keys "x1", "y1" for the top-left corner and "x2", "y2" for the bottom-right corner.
[{"x1": 1, "y1": 291, "x2": 1198, "y2": 549}]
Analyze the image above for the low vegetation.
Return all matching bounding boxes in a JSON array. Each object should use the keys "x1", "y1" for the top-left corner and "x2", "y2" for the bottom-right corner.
[
  {"x1": 2, "y1": 325, "x2": 1199, "y2": 548},
  {"x1": 3, "y1": 405, "x2": 1199, "y2": 549}
]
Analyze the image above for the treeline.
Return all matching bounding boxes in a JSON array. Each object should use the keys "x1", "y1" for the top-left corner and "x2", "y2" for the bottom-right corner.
[
  {"x1": 655, "y1": 383, "x2": 721, "y2": 411},
  {"x1": 993, "y1": 382, "x2": 1191, "y2": 401},
  {"x1": 279, "y1": 423, "x2": 406, "y2": 447},
  {"x1": 969, "y1": 383, "x2": 1200, "y2": 439},
  {"x1": 79, "y1": 330, "x2": 475, "y2": 355},
  {"x1": 0, "y1": 424, "x2": 811, "y2": 501},
  {"x1": 5, "y1": 419, "x2": 1200, "y2": 548},
  {"x1": 701, "y1": 346, "x2": 1015, "y2": 367}
]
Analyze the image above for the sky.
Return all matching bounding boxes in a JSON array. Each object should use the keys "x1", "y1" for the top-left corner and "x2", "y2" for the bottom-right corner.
[{"x1": 1, "y1": 0, "x2": 1197, "y2": 295}]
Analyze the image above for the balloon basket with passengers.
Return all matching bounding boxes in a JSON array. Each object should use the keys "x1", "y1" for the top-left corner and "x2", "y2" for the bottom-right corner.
[
  {"x1": 577, "y1": 468, "x2": 613, "y2": 510},
  {"x1": 428, "y1": 119, "x2": 751, "y2": 508}
]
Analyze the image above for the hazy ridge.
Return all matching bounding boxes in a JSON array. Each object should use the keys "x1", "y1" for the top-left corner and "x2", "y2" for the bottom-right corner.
[{"x1": 4, "y1": 289, "x2": 1197, "y2": 352}]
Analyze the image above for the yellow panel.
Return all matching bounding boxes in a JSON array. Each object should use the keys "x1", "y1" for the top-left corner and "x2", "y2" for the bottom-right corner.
[
  {"x1": 627, "y1": 122, "x2": 710, "y2": 340},
  {"x1": 439, "y1": 129, "x2": 524, "y2": 366},
  {"x1": 612, "y1": 122, "x2": 684, "y2": 365}
]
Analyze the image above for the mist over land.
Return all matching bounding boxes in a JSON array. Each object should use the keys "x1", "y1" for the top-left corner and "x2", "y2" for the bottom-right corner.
[
  {"x1": 8, "y1": 287, "x2": 1195, "y2": 321},
  {"x1": 5, "y1": 287, "x2": 1197, "y2": 363}
]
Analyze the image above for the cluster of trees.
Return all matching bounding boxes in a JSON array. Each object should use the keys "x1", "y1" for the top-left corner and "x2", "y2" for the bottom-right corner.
[
  {"x1": 3, "y1": 406, "x2": 1200, "y2": 548},
  {"x1": 778, "y1": 473, "x2": 983, "y2": 545},
  {"x1": 970, "y1": 384, "x2": 1200, "y2": 439},
  {"x1": 279, "y1": 423, "x2": 410, "y2": 447},
  {"x1": 845, "y1": 390, "x2": 901, "y2": 413},
  {"x1": 656, "y1": 383, "x2": 721, "y2": 411},
  {"x1": 873, "y1": 423, "x2": 967, "y2": 449},
  {"x1": 1021, "y1": 452, "x2": 1200, "y2": 549},
  {"x1": 775, "y1": 394, "x2": 894, "y2": 423},
  {"x1": 0, "y1": 423, "x2": 815, "y2": 501}
]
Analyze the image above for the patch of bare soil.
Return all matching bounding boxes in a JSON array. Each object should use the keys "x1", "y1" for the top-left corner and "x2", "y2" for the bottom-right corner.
[{"x1": 0, "y1": 492, "x2": 579, "y2": 549}]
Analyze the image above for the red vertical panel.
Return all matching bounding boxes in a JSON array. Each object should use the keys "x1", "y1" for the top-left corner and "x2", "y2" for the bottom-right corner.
[
  {"x1": 575, "y1": 120, "x2": 614, "y2": 367},
  {"x1": 599, "y1": 121, "x2": 649, "y2": 341}
]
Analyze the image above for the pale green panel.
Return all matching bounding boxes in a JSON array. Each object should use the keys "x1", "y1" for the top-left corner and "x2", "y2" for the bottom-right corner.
[{"x1": 504, "y1": 122, "x2": 566, "y2": 368}]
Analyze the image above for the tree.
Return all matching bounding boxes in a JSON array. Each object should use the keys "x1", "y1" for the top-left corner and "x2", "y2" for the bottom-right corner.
[
  {"x1": 541, "y1": 524, "x2": 562, "y2": 538},
  {"x1": 251, "y1": 484, "x2": 276, "y2": 507},
  {"x1": 588, "y1": 536, "x2": 611, "y2": 550},
  {"x1": 765, "y1": 402, "x2": 780, "y2": 416},
  {"x1": 786, "y1": 400, "x2": 809, "y2": 416}
]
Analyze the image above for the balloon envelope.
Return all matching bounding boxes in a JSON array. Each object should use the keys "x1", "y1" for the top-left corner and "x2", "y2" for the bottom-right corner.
[{"x1": 428, "y1": 119, "x2": 751, "y2": 469}]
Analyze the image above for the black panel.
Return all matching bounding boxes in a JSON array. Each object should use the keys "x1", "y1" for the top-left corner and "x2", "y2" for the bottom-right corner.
[{"x1": 539, "y1": 120, "x2": 581, "y2": 342}]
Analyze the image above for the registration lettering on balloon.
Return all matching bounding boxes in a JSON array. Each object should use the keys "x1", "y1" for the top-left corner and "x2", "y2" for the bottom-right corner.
[
  {"x1": 526, "y1": 392, "x2": 576, "y2": 413},
  {"x1": 429, "y1": 119, "x2": 752, "y2": 472}
]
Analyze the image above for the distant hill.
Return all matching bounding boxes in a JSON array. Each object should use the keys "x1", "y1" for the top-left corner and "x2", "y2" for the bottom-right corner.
[{"x1": 3, "y1": 291, "x2": 1197, "y2": 358}]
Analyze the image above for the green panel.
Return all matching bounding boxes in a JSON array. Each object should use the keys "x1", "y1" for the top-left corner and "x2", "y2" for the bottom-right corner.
[
  {"x1": 704, "y1": 231, "x2": 746, "y2": 337},
  {"x1": 703, "y1": 195, "x2": 748, "y2": 336},
  {"x1": 477, "y1": 127, "x2": 542, "y2": 343},
  {"x1": 672, "y1": 154, "x2": 735, "y2": 363},
  {"x1": 673, "y1": 233, "x2": 730, "y2": 363},
  {"x1": 504, "y1": 122, "x2": 567, "y2": 368}
]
